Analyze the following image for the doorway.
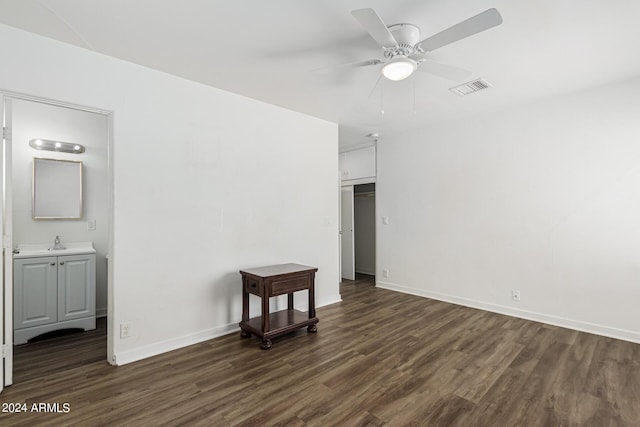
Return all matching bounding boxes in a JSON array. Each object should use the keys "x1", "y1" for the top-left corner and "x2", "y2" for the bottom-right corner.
[
  {"x1": 2, "y1": 94, "x2": 112, "y2": 386},
  {"x1": 341, "y1": 183, "x2": 376, "y2": 282},
  {"x1": 354, "y1": 183, "x2": 375, "y2": 277}
]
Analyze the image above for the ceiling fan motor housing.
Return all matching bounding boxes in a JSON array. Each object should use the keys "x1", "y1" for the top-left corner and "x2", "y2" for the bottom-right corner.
[{"x1": 385, "y1": 23, "x2": 421, "y2": 58}]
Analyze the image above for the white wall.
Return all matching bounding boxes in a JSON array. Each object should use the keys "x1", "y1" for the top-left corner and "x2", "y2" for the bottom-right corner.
[
  {"x1": 11, "y1": 99, "x2": 109, "y2": 316},
  {"x1": 0, "y1": 24, "x2": 340, "y2": 364},
  {"x1": 377, "y1": 76, "x2": 640, "y2": 343}
]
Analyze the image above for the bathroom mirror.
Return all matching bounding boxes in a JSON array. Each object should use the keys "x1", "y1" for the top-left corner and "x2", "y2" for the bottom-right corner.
[{"x1": 32, "y1": 157, "x2": 83, "y2": 219}]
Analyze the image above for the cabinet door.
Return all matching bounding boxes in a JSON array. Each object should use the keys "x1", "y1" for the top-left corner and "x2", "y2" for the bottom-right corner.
[
  {"x1": 57, "y1": 254, "x2": 96, "y2": 321},
  {"x1": 14, "y1": 257, "x2": 58, "y2": 329},
  {"x1": 340, "y1": 146, "x2": 376, "y2": 182}
]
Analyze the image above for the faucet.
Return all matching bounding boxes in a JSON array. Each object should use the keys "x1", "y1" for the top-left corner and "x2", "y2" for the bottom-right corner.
[{"x1": 53, "y1": 235, "x2": 65, "y2": 250}]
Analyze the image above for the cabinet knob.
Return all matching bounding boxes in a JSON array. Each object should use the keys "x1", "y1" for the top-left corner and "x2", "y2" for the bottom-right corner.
[
  {"x1": 50, "y1": 262, "x2": 55, "y2": 266},
  {"x1": 59, "y1": 261, "x2": 65, "y2": 265}
]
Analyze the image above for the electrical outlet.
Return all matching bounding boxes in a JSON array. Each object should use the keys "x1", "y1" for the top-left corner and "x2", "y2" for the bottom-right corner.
[
  {"x1": 87, "y1": 219, "x2": 96, "y2": 231},
  {"x1": 512, "y1": 290, "x2": 521, "y2": 302},
  {"x1": 382, "y1": 268, "x2": 389, "y2": 278},
  {"x1": 120, "y1": 322, "x2": 132, "y2": 339}
]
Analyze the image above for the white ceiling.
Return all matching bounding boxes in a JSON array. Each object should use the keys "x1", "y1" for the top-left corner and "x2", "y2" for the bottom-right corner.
[{"x1": 1, "y1": 0, "x2": 640, "y2": 148}]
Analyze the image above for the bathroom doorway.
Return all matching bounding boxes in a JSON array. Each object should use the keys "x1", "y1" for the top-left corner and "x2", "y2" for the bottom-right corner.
[{"x1": 2, "y1": 94, "x2": 112, "y2": 386}]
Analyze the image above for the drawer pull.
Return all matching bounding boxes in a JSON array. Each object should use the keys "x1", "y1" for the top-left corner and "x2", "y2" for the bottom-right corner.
[
  {"x1": 60, "y1": 261, "x2": 65, "y2": 265},
  {"x1": 50, "y1": 262, "x2": 55, "y2": 266}
]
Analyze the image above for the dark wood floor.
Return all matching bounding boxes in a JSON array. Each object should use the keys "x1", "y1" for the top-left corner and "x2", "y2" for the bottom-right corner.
[
  {"x1": 12, "y1": 317, "x2": 107, "y2": 383},
  {"x1": 1, "y1": 274, "x2": 639, "y2": 426}
]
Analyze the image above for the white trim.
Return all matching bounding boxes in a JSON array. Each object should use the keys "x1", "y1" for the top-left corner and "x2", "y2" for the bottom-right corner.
[
  {"x1": 114, "y1": 322, "x2": 239, "y2": 366},
  {"x1": 341, "y1": 177, "x2": 375, "y2": 187},
  {"x1": 292, "y1": 294, "x2": 342, "y2": 312},
  {"x1": 0, "y1": 89, "x2": 111, "y2": 115},
  {"x1": 2, "y1": 95, "x2": 14, "y2": 387},
  {"x1": 96, "y1": 307, "x2": 108, "y2": 318},
  {"x1": 355, "y1": 268, "x2": 375, "y2": 276},
  {"x1": 317, "y1": 294, "x2": 342, "y2": 308},
  {"x1": 339, "y1": 141, "x2": 376, "y2": 154},
  {"x1": 114, "y1": 293, "x2": 343, "y2": 365},
  {"x1": 1, "y1": 90, "x2": 115, "y2": 370},
  {"x1": 105, "y1": 112, "x2": 115, "y2": 365},
  {"x1": 376, "y1": 280, "x2": 640, "y2": 345}
]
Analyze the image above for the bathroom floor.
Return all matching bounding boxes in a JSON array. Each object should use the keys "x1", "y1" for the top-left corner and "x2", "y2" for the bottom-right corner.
[{"x1": 12, "y1": 317, "x2": 107, "y2": 383}]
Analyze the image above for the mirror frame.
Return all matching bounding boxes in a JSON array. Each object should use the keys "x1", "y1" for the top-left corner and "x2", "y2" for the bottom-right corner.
[{"x1": 32, "y1": 157, "x2": 83, "y2": 220}]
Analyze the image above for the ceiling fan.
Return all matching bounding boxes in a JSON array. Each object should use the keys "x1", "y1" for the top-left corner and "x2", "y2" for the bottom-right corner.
[{"x1": 343, "y1": 8, "x2": 503, "y2": 82}]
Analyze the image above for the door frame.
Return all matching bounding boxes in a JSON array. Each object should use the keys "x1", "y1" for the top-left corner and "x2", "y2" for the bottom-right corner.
[
  {"x1": 1, "y1": 90, "x2": 115, "y2": 389},
  {"x1": 1, "y1": 94, "x2": 12, "y2": 391},
  {"x1": 339, "y1": 177, "x2": 377, "y2": 283},
  {"x1": 340, "y1": 185, "x2": 355, "y2": 281}
]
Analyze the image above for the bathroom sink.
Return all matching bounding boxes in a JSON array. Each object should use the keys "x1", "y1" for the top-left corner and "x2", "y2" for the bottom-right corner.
[{"x1": 14, "y1": 242, "x2": 96, "y2": 258}]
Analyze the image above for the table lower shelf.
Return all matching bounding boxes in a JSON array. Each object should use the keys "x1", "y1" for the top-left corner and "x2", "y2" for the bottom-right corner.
[{"x1": 239, "y1": 309, "x2": 318, "y2": 341}]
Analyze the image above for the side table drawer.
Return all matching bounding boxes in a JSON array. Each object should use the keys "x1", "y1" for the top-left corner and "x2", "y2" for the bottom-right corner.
[
  {"x1": 271, "y1": 275, "x2": 309, "y2": 296},
  {"x1": 245, "y1": 278, "x2": 263, "y2": 296}
]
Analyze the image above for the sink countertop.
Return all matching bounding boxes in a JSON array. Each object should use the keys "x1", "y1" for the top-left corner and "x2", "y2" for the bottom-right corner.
[{"x1": 14, "y1": 242, "x2": 96, "y2": 259}]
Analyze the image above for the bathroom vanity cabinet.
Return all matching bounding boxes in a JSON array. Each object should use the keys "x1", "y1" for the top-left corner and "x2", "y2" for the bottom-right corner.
[{"x1": 13, "y1": 244, "x2": 96, "y2": 345}]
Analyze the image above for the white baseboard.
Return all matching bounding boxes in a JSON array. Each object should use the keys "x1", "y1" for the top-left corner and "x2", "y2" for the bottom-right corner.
[
  {"x1": 114, "y1": 322, "x2": 239, "y2": 366},
  {"x1": 355, "y1": 267, "x2": 375, "y2": 276},
  {"x1": 317, "y1": 293, "x2": 343, "y2": 308},
  {"x1": 376, "y1": 280, "x2": 640, "y2": 345},
  {"x1": 96, "y1": 307, "x2": 107, "y2": 318},
  {"x1": 113, "y1": 292, "x2": 343, "y2": 366}
]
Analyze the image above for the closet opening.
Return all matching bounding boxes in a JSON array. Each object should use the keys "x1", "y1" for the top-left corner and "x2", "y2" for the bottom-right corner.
[
  {"x1": 341, "y1": 182, "x2": 375, "y2": 284},
  {"x1": 354, "y1": 183, "x2": 375, "y2": 280}
]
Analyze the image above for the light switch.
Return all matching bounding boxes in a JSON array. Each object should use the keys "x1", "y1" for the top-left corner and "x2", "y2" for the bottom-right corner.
[
  {"x1": 382, "y1": 216, "x2": 389, "y2": 225},
  {"x1": 87, "y1": 219, "x2": 96, "y2": 231}
]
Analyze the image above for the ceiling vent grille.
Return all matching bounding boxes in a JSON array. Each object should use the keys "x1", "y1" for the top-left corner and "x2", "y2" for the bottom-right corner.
[{"x1": 449, "y1": 78, "x2": 492, "y2": 96}]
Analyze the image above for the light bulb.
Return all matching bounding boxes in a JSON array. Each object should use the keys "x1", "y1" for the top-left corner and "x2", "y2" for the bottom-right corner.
[{"x1": 382, "y1": 56, "x2": 417, "y2": 81}]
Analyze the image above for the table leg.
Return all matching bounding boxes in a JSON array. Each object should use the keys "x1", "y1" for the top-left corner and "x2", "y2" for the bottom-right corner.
[
  {"x1": 308, "y1": 272, "x2": 316, "y2": 319},
  {"x1": 260, "y1": 339, "x2": 272, "y2": 350},
  {"x1": 308, "y1": 272, "x2": 317, "y2": 333},
  {"x1": 261, "y1": 289, "x2": 270, "y2": 333},
  {"x1": 240, "y1": 277, "x2": 251, "y2": 338},
  {"x1": 242, "y1": 277, "x2": 249, "y2": 323}
]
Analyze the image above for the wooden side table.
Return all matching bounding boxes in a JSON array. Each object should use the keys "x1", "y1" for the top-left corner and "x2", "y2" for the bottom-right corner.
[{"x1": 239, "y1": 263, "x2": 319, "y2": 349}]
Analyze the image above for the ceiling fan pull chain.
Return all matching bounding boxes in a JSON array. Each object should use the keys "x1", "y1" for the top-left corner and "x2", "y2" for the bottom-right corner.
[
  {"x1": 380, "y1": 80, "x2": 385, "y2": 115},
  {"x1": 413, "y1": 76, "x2": 417, "y2": 114},
  {"x1": 368, "y1": 75, "x2": 383, "y2": 100}
]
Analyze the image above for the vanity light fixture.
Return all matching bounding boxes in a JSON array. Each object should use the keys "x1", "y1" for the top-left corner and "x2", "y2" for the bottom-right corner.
[{"x1": 29, "y1": 139, "x2": 85, "y2": 154}]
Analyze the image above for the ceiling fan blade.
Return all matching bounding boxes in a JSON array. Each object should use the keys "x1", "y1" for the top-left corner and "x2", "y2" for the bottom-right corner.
[
  {"x1": 415, "y1": 58, "x2": 472, "y2": 82},
  {"x1": 418, "y1": 8, "x2": 503, "y2": 53},
  {"x1": 351, "y1": 8, "x2": 398, "y2": 48},
  {"x1": 311, "y1": 59, "x2": 382, "y2": 73}
]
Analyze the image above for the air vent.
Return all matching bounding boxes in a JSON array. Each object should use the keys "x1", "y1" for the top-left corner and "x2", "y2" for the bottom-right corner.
[{"x1": 449, "y1": 78, "x2": 492, "y2": 96}]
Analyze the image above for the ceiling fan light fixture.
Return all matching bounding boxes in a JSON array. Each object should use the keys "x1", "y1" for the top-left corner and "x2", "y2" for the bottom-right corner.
[{"x1": 382, "y1": 56, "x2": 417, "y2": 81}]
